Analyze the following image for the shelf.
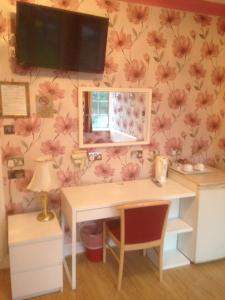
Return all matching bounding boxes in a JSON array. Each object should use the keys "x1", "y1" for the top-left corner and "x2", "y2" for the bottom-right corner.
[
  {"x1": 163, "y1": 249, "x2": 190, "y2": 269},
  {"x1": 166, "y1": 218, "x2": 193, "y2": 234},
  {"x1": 148, "y1": 248, "x2": 190, "y2": 270}
]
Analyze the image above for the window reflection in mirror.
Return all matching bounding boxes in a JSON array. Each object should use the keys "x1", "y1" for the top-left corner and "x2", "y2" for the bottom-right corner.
[{"x1": 79, "y1": 88, "x2": 152, "y2": 148}]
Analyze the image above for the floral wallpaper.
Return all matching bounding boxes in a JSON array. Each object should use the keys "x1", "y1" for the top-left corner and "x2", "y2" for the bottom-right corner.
[
  {"x1": 111, "y1": 92, "x2": 146, "y2": 140},
  {"x1": 0, "y1": 0, "x2": 225, "y2": 216}
]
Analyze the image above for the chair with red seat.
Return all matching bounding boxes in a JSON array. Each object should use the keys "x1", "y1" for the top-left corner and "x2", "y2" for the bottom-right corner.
[{"x1": 103, "y1": 200, "x2": 171, "y2": 290}]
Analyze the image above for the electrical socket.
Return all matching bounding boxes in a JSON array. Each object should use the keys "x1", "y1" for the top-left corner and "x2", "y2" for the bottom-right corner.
[
  {"x1": 88, "y1": 152, "x2": 102, "y2": 161},
  {"x1": 8, "y1": 169, "x2": 25, "y2": 179},
  {"x1": 131, "y1": 150, "x2": 143, "y2": 159},
  {"x1": 4, "y1": 125, "x2": 15, "y2": 135},
  {"x1": 7, "y1": 157, "x2": 24, "y2": 168}
]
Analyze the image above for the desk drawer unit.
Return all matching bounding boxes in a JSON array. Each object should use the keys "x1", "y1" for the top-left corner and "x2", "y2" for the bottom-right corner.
[
  {"x1": 10, "y1": 238, "x2": 62, "y2": 273},
  {"x1": 11, "y1": 264, "x2": 62, "y2": 300},
  {"x1": 8, "y1": 212, "x2": 63, "y2": 300}
]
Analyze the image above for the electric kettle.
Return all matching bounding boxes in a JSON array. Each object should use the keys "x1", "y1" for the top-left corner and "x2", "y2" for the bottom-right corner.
[{"x1": 155, "y1": 155, "x2": 168, "y2": 184}]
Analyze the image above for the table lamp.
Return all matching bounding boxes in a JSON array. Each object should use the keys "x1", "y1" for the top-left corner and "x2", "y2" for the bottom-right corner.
[{"x1": 27, "y1": 155, "x2": 60, "y2": 222}]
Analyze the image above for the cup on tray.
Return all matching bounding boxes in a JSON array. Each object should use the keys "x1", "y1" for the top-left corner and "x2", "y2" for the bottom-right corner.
[
  {"x1": 182, "y1": 164, "x2": 193, "y2": 172},
  {"x1": 194, "y1": 163, "x2": 205, "y2": 171}
]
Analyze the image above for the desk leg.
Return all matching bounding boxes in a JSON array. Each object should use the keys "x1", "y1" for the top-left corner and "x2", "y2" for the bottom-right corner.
[
  {"x1": 61, "y1": 214, "x2": 65, "y2": 259},
  {"x1": 71, "y1": 215, "x2": 76, "y2": 289}
]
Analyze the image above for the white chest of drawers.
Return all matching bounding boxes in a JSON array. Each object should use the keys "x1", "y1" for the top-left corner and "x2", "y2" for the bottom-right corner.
[{"x1": 8, "y1": 212, "x2": 63, "y2": 300}]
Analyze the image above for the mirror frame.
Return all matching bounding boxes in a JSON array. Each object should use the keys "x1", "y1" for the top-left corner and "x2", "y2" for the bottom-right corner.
[{"x1": 78, "y1": 87, "x2": 152, "y2": 148}]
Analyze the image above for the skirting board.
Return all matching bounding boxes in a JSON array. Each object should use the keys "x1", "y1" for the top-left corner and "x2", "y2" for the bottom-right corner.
[
  {"x1": 64, "y1": 240, "x2": 116, "y2": 257},
  {"x1": 64, "y1": 241, "x2": 84, "y2": 257}
]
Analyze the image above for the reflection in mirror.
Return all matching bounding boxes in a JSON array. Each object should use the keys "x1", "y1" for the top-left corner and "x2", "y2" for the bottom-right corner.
[{"x1": 79, "y1": 87, "x2": 152, "y2": 148}]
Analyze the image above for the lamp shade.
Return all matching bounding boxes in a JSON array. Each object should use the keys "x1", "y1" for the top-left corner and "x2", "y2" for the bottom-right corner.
[{"x1": 27, "y1": 156, "x2": 60, "y2": 192}]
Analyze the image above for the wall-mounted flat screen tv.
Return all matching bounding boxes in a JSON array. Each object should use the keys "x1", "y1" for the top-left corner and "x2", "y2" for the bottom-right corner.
[{"x1": 16, "y1": 2, "x2": 109, "y2": 73}]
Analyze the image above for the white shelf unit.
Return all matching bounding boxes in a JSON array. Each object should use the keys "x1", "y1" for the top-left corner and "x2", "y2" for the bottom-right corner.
[
  {"x1": 148, "y1": 197, "x2": 194, "y2": 269},
  {"x1": 167, "y1": 218, "x2": 193, "y2": 234}
]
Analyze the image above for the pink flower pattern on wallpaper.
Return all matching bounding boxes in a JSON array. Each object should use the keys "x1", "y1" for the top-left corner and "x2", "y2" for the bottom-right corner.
[
  {"x1": 193, "y1": 14, "x2": 212, "y2": 27},
  {"x1": 201, "y1": 41, "x2": 219, "y2": 60},
  {"x1": 127, "y1": 4, "x2": 149, "y2": 24},
  {"x1": 57, "y1": 169, "x2": 80, "y2": 187},
  {"x1": 195, "y1": 91, "x2": 214, "y2": 110},
  {"x1": 94, "y1": 163, "x2": 115, "y2": 179},
  {"x1": 124, "y1": 60, "x2": 146, "y2": 82},
  {"x1": 152, "y1": 115, "x2": 172, "y2": 134},
  {"x1": 168, "y1": 89, "x2": 187, "y2": 110},
  {"x1": 1, "y1": 0, "x2": 225, "y2": 215},
  {"x1": 38, "y1": 81, "x2": 64, "y2": 101},
  {"x1": 147, "y1": 31, "x2": 167, "y2": 50},
  {"x1": 172, "y1": 36, "x2": 192, "y2": 59},
  {"x1": 155, "y1": 63, "x2": 176, "y2": 83},
  {"x1": 54, "y1": 115, "x2": 77, "y2": 135},
  {"x1": 106, "y1": 147, "x2": 128, "y2": 159},
  {"x1": 121, "y1": 163, "x2": 140, "y2": 181},
  {"x1": 184, "y1": 113, "x2": 201, "y2": 128},
  {"x1": 217, "y1": 17, "x2": 225, "y2": 36},
  {"x1": 206, "y1": 114, "x2": 221, "y2": 133},
  {"x1": 15, "y1": 115, "x2": 41, "y2": 137},
  {"x1": 108, "y1": 30, "x2": 132, "y2": 51},
  {"x1": 192, "y1": 138, "x2": 209, "y2": 156},
  {"x1": 41, "y1": 140, "x2": 65, "y2": 156},
  {"x1": 211, "y1": 67, "x2": 225, "y2": 86},
  {"x1": 159, "y1": 10, "x2": 181, "y2": 27},
  {"x1": 218, "y1": 138, "x2": 225, "y2": 152},
  {"x1": 152, "y1": 88, "x2": 163, "y2": 103},
  {"x1": 189, "y1": 63, "x2": 206, "y2": 80},
  {"x1": 148, "y1": 138, "x2": 160, "y2": 152}
]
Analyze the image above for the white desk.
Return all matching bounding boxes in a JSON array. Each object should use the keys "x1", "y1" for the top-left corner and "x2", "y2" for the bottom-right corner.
[{"x1": 61, "y1": 178, "x2": 195, "y2": 289}]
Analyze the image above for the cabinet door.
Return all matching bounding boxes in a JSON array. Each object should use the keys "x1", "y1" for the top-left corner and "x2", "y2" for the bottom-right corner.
[{"x1": 196, "y1": 186, "x2": 225, "y2": 262}]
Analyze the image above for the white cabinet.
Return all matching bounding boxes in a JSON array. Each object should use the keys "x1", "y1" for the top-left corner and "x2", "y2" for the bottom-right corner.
[
  {"x1": 8, "y1": 212, "x2": 63, "y2": 300},
  {"x1": 169, "y1": 168, "x2": 225, "y2": 263}
]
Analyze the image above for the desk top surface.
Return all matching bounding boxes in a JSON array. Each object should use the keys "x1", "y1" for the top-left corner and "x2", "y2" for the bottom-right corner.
[{"x1": 62, "y1": 178, "x2": 195, "y2": 211}]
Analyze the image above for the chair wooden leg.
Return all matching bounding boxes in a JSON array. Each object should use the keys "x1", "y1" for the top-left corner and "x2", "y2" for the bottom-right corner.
[
  {"x1": 159, "y1": 245, "x2": 163, "y2": 282},
  {"x1": 117, "y1": 248, "x2": 125, "y2": 291},
  {"x1": 143, "y1": 249, "x2": 147, "y2": 256},
  {"x1": 103, "y1": 222, "x2": 107, "y2": 263}
]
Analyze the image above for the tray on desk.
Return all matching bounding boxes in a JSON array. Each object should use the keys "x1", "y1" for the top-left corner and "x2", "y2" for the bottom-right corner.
[{"x1": 169, "y1": 166, "x2": 214, "y2": 175}]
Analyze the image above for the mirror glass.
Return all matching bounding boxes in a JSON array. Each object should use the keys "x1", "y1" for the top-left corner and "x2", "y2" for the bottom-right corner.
[{"x1": 78, "y1": 87, "x2": 152, "y2": 148}]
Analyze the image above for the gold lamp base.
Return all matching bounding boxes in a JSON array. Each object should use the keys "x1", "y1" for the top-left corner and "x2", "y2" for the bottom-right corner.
[
  {"x1": 37, "y1": 191, "x2": 55, "y2": 222},
  {"x1": 37, "y1": 211, "x2": 54, "y2": 222}
]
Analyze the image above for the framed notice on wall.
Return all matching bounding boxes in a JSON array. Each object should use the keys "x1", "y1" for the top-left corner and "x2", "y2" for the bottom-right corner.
[{"x1": 0, "y1": 82, "x2": 30, "y2": 118}]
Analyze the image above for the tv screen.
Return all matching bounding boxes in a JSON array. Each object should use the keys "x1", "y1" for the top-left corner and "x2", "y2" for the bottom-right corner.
[{"x1": 16, "y1": 2, "x2": 109, "y2": 73}]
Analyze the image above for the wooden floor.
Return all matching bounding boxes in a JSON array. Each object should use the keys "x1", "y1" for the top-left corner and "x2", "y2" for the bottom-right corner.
[{"x1": 1, "y1": 252, "x2": 225, "y2": 300}]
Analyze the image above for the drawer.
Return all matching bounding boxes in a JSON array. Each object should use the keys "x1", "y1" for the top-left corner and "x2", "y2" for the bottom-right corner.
[
  {"x1": 11, "y1": 264, "x2": 62, "y2": 300},
  {"x1": 77, "y1": 207, "x2": 119, "y2": 222},
  {"x1": 9, "y1": 238, "x2": 62, "y2": 273}
]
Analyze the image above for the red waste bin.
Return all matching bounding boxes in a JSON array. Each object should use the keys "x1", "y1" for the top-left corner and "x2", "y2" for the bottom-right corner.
[{"x1": 80, "y1": 222, "x2": 103, "y2": 262}]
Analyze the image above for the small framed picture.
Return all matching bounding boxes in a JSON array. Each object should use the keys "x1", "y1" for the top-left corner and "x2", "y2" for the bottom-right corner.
[
  {"x1": 0, "y1": 82, "x2": 30, "y2": 118},
  {"x1": 36, "y1": 95, "x2": 54, "y2": 118}
]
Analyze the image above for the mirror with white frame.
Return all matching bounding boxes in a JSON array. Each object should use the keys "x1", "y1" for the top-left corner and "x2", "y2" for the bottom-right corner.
[{"x1": 78, "y1": 87, "x2": 152, "y2": 148}]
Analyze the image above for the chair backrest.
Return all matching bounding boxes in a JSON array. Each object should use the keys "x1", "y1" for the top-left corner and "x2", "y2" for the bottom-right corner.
[{"x1": 120, "y1": 201, "x2": 170, "y2": 245}]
